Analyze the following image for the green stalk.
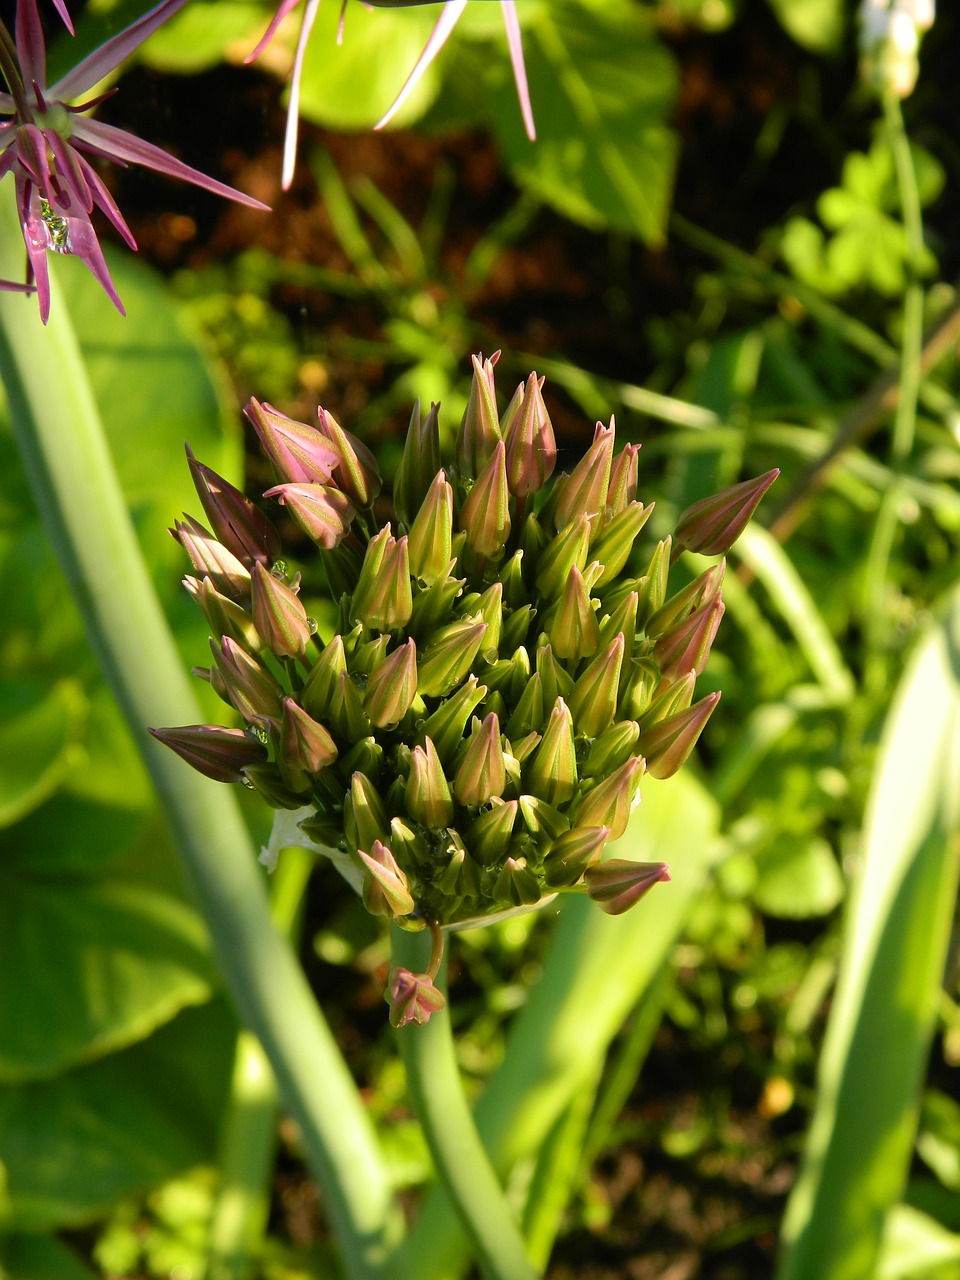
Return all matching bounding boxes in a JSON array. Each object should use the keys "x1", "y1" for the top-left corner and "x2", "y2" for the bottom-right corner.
[
  {"x1": 0, "y1": 211, "x2": 400, "y2": 1279},
  {"x1": 390, "y1": 926, "x2": 539, "y2": 1280},
  {"x1": 207, "y1": 845, "x2": 314, "y2": 1280}
]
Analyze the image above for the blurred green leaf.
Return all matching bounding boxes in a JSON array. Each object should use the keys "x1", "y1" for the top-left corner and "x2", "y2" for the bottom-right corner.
[
  {"x1": 140, "y1": 1, "x2": 264, "y2": 72},
  {"x1": 0, "y1": 1234, "x2": 97, "y2": 1280},
  {"x1": 765, "y1": 0, "x2": 844, "y2": 50},
  {"x1": 778, "y1": 585, "x2": 960, "y2": 1280},
  {"x1": 878, "y1": 1205, "x2": 960, "y2": 1280},
  {"x1": 0, "y1": 679, "x2": 86, "y2": 827},
  {"x1": 754, "y1": 835, "x2": 845, "y2": 919},
  {"x1": 493, "y1": 0, "x2": 679, "y2": 244},
  {"x1": 917, "y1": 1091, "x2": 960, "y2": 1192},
  {"x1": 0, "y1": 1000, "x2": 234, "y2": 1230}
]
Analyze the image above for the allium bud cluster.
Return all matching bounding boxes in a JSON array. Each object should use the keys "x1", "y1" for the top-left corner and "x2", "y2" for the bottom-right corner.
[{"x1": 154, "y1": 355, "x2": 770, "y2": 941}]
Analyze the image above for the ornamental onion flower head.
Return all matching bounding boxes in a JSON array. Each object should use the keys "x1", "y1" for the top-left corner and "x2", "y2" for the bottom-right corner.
[
  {"x1": 153, "y1": 356, "x2": 775, "y2": 1020},
  {"x1": 0, "y1": 0, "x2": 268, "y2": 321}
]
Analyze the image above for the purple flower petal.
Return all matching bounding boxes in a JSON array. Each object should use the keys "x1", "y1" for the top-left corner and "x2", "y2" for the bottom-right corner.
[
  {"x1": 500, "y1": 0, "x2": 534, "y2": 141},
  {"x1": 281, "y1": 0, "x2": 323, "y2": 190},
  {"x1": 51, "y1": 0, "x2": 75, "y2": 34},
  {"x1": 15, "y1": 0, "x2": 47, "y2": 98},
  {"x1": 375, "y1": 0, "x2": 467, "y2": 132},
  {"x1": 46, "y1": 129, "x2": 93, "y2": 212},
  {"x1": 245, "y1": 0, "x2": 302, "y2": 64},
  {"x1": 75, "y1": 150, "x2": 138, "y2": 249}
]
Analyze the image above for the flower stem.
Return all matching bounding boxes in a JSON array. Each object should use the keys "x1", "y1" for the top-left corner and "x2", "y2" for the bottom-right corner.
[
  {"x1": 0, "y1": 202, "x2": 401, "y2": 1280},
  {"x1": 390, "y1": 925, "x2": 539, "y2": 1280}
]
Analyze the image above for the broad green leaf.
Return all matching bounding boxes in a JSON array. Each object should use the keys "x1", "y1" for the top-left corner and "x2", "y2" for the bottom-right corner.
[
  {"x1": 777, "y1": 587, "x2": 960, "y2": 1280},
  {"x1": 296, "y1": 2, "x2": 440, "y2": 129},
  {"x1": 754, "y1": 835, "x2": 845, "y2": 919},
  {"x1": 878, "y1": 1205, "x2": 960, "y2": 1280},
  {"x1": 141, "y1": 1, "x2": 264, "y2": 72},
  {"x1": 494, "y1": 0, "x2": 679, "y2": 244},
  {"x1": 0, "y1": 1234, "x2": 98, "y2": 1280},
  {"x1": 765, "y1": 0, "x2": 844, "y2": 51},
  {"x1": 0, "y1": 811, "x2": 215, "y2": 1082},
  {"x1": 0, "y1": 679, "x2": 86, "y2": 828},
  {"x1": 0, "y1": 1000, "x2": 235, "y2": 1230}
]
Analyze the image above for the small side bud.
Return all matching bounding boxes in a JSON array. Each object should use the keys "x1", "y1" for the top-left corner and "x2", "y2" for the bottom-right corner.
[
  {"x1": 386, "y1": 967, "x2": 446, "y2": 1028},
  {"x1": 148, "y1": 723, "x2": 267, "y2": 783},
  {"x1": 640, "y1": 691, "x2": 721, "y2": 779},
  {"x1": 585, "y1": 859, "x2": 671, "y2": 915},
  {"x1": 673, "y1": 470, "x2": 779, "y2": 556}
]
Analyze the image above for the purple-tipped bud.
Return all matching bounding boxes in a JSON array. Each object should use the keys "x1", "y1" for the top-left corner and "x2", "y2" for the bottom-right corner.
[
  {"x1": 674, "y1": 469, "x2": 779, "y2": 556},
  {"x1": 316, "y1": 407, "x2": 381, "y2": 506},
  {"x1": 518, "y1": 794, "x2": 569, "y2": 839},
  {"x1": 640, "y1": 691, "x2": 721, "y2": 779},
  {"x1": 279, "y1": 698, "x2": 338, "y2": 789},
  {"x1": 574, "y1": 756, "x2": 645, "y2": 841},
  {"x1": 417, "y1": 621, "x2": 487, "y2": 699},
  {"x1": 493, "y1": 856, "x2": 541, "y2": 907},
  {"x1": 554, "y1": 420, "x2": 615, "y2": 531},
  {"x1": 406, "y1": 736, "x2": 455, "y2": 829},
  {"x1": 186, "y1": 447, "x2": 282, "y2": 568},
  {"x1": 245, "y1": 399, "x2": 340, "y2": 485},
  {"x1": 345, "y1": 771, "x2": 390, "y2": 856},
  {"x1": 420, "y1": 674, "x2": 488, "y2": 763},
  {"x1": 365, "y1": 639, "x2": 418, "y2": 728},
  {"x1": 408, "y1": 472, "x2": 454, "y2": 586},
  {"x1": 251, "y1": 563, "x2": 312, "y2": 659},
  {"x1": 607, "y1": 442, "x2": 640, "y2": 517},
  {"x1": 211, "y1": 636, "x2": 284, "y2": 723},
  {"x1": 465, "y1": 798, "x2": 519, "y2": 865},
  {"x1": 642, "y1": 670, "x2": 696, "y2": 728},
  {"x1": 590, "y1": 501, "x2": 655, "y2": 587},
  {"x1": 456, "y1": 351, "x2": 502, "y2": 479},
  {"x1": 386, "y1": 967, "x2": 446, "y2": 1028},
  {"x1": 568, "y1": 634, "x2": 625, "y2": 738},
  {"x1": 647, "y1": 561, "x2": 725, "y2": 639},
  {"x1": 395, "y1": 400, "x2": 441, "y2": 525},
  {"x1": 148, "y1": 723, "x2": 267, "y2": 783},
  {"x1": 543, "y1": 825, "x2": 611, "y2": 888},
  {"x1": 172, "y1": 516, "x2": 251, "y2": 599},
  {"x1": 525, "y1": 698, "x2": 577, "y2": 807},
  {"x1": 300, "y1": 634, "x2": 347, "y2": 720},
  {"x1": 583, "y1": 719, "x2": 641, "y2": 779},
  {"x1": 263, "y1": 482, "x2": 356, "y2": 550},
  {"x1": 535, "y1": 514, "x2": 591, "y2": 600},
  {"x1": 360, "y1": 840, "x2": 415, "y2": 918},
  {"x1": 585, "y1": 859, "x2": 671, "y2": 915},
  {"x1": 454, "y1": 712, "x2": 507, "y2": 807},
  {"x1": 351, "y1": 533, "x2": 413, "y2": 633},
  {"x1": 460, "y1": 440, "x2": 511, "y2": 558},
  {"x1": 547, "y1": 564, "x2": 600, "y2": 661},
  {"x1": 503, "y1": 372, "x2": 556, "y2": 497},
  {"x1": 184, "y1": 576, "x2": 260, "y2": 653},
  {"x1": 653, "y1": 596, "x2": 725, "y2": 679}
]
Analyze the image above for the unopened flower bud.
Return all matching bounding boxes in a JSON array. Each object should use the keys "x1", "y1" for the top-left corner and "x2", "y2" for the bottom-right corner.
[
  {"x1": 351, "y1": 532, "x2": 413, "y2": 632},
  {"x1": 454, "y1": 712, "x2": 507, "y2": 807},
  {"x1": 300, "y1": 634, "x2": 347, "y2": 720},
  {"x1": 607, "y1": 442, "x2": 640, "y2": 517},
  {"x1": 547, "y1": 564, "x2": 600, "y2": 661},
  {"x1": 583, "y1": 719, "x2": 640, "y2": 779},
  {"x1": 242, "y1": 763, "x2": 308, "y2": 809},
  {"x1": 386, "y1": 967, "x2": 446, "y2": 1028},
  {"x1": 465, "y1": 798, "x2": 519, "y2": 865},
  {"x1": 635, "y1": 538, "x2": 671, "y2": 624},
  {"x1": 653, "y1": 596, "x2": 725, "y2": 679},
  {"x1": 536, "y1": 645, "x2": 574, "y2": 708},
  {"x1": 408, "y1": 471, "x2": 454, "y2": 585},
  {"x1": 674, "y1": 470, "x2": 778, "y2": 556},
  {"x1": 417, "y1": 621, "x2": 487, "y2": 698},
  {"x1": 173, "y1": 517, "x2": 251, "y2": 598},
  {"x1": 640, "y1": 691, "x2": 721, "y2": 779},
  {"x1": 503, "y1": 372, "x2": 556, "y2": 498},
  {"x1": 460, "y1": 440, "x2": 511, "y2": 558},
  {"x1": 590, "y1": 501, "x2": 655, "y2": 587},
  {"x1": 585, "y1": 859, "x2": 671, "y2": 915},
  {"x1": 647, "y1": 562, "x2": 724, "y2": 640},
  {"x1": 264, "y1": 482, "x2": 355, "y2": 549},
  {"x1": 345, "y1": 770, "x2": 390, "y2": 855},
  {"x1": 535, "y1": 514, "x2": 591, "y2": 599},
  {"x1": 554, "y1": 420, "x2": 615, "y2": 531},
  {"x1": 251, "y1": 563, "x2": 312, "y2": 659},
  {"x1": 574, "y1": 756, "x2": 645, "y2": 840},
  {"x1": 328, "y1": 669, "x2": 371, "y2": 742},
  {"x1": 186, "y1": 447, "x2": 281, "y2": 567},
  {"x1": 525, "y1": 698, "x2": 577, "y2": 807},
  {"x1": 278, "y1": 698, "x2": 338, "y2": 789},
  {"x1": 212, "y1": 636, "x2": 284, "y2": 723},
  {"x1": 543, "y1": 825, "x2": 610, "y2": 888},
  {"x1": 360, "y1": 840, "x2": 415, "y2": 918},
  {"x1": 518, "y1": 794, "x2": 569, "y2": 840},
  {"x1": 406, "y1": 736, "x2": 455, "y2": 829},
  {"x1": 245, "y1": 399, "x2": 340, "y2": 485},
  {"x1": 185, "y1": 576, "x2": 260, "y2": 652},
  {"x1": 147, "y1": 723, "x2": 267, "y2": 783},
  {"x1": 365, "y1": 638, "x2": 418, "y2": 728},
  {"x1": 568, "y1": 634, "x2": 625, "y2": 738},
  {"x1": 420, "y1": 674, "x2": 488, "y2": 763},
  {"x1": 494, "y1": 856, "x2": 541, "y2": 907},
  {"x1": 395, "y1": 400, "x2": 441, "y2": 525},
  {"x1": 456, "y1": 351, "x2": 501, "y2": 479},
  {"x1": 316, "y1": 407, "x2": 381, "y2": 506}
]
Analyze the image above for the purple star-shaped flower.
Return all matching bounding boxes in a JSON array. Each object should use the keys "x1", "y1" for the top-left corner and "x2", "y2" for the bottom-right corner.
[{"x1": 0, "y1": 0, "x2": 268, "y2": 322}]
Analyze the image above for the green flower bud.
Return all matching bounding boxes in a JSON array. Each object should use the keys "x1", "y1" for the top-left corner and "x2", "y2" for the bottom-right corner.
[
  {"x1": 317, "y1": 407, "x2": 382, "y2": 507},
  {"x1": 518, "y1": 794, "x2": 569, "y2": 840},
  {"x1": 501, "y1": 602, "x2": 535, "y2": 652},
  {"x1": 245, "y1": 398, "x2": 341, "y2": 486},
  {"x1": 554, "y1": 421, "x2": 614, "y2": 531},
  {"x1": 589, "y1": 501, "x2": 655, "y2": 587},
  {"x1": 653, "y1": 596, "x2": 725, "y2": 679},
  {"x1": 184, "y1": 576, "x2": 260, "y2": 653},
  {"x1": 607, "y1": 442, "x2": 640, "y2": 518},
  {"x1": 493, "y1": 856, "x2": 541, "y2": 907},
  {"x1": 408, "y1": 471, "x2": 454, "y2": 586},
  {"x1": 147, "y1": 723, "x2": 267, "y2": 783},
  {"x1": 568, "y1": 633, "x2": 624, "y2": 738},
  {"x1": 640, "y1": 691, "x2": 721, "y2": 779},
  {"x1": 264, "y1": 482, "x2": 355, "y2": 550},
  {"x1": 211, "y1": 636, "x2": 284, "y2": 724},
  {"x1": 300, "y1": 634, "x2": 347, "y2": 720},
  {"x1": 251, "y1": 563, "x2": 312, "y2": 660},
  {"x1": 536, "y1": 644, "x2": 574, "y2": 708},
  {"x1": 360, "y1": 840, "x2": 415, "y2": 919},
  {"x1": 351, "y1": 531, "x2": 413, "y2": 633},
  {"x1": 406, "y1": 736, "x2": 454, "y2": 829},
  {"x1": 499, "y1": 548, "x2": 528, "y2": 609},
  {"x1": 505, "y1": 670, "x2": 544, "y2": 739},
  {"x1": 186, "y1": 446, "x2": 281, "y2": 567},
  {"x1": 460, "y1": 440, "x2": 511, "y2": 559},
  {"x1": 503, "y1": 371, "x2": 556, "y2": 498},
  {"x1": 583, "y1": 719, "x2": 640, "y2": 779},
  {"x1": 574, "y1": 756, "x2": 645, "y2": 841},
  {"x1": 535, "y1": 514, "x2": 591, "y2": 600},
  {"x1": 278, "y1": 697, "x2": 338, "y2": 790},
  {"x1": 619, "y1": 656, "x2": 661, "y2": 722},
  {"x1": 456, "y1": 351, "x2": 502, "y2": 479},
  {"x1": 674, "y1": 469, "x2": 778, "y2": 556},
  {"x1": 242, "y1": 763, "x2": 308, "y2": 809},
  {"x1": 543, "y1": 825, "x2": 610, "y2": 888},
  {"x1": 345, "y1": 771, "x2": 390, "y2": 856},
  {"x1": 328, "y1": 669, "x2": 371, "y2": 742},
  {"x1": 547, "y1": 564, "x2": 600, "y2": 661},
  {"x1": 386, "y1": 967, "x2": 446, "y2": 1028},
  {"x1": 438, "y1": 840, "x2": 482, "y2": 898},
  {"x1": 585, "y1": 859, "x2": 671, "y2": 915},
  {"x1": 597, "y1": 591, "x2": 639, "y2": 667},
  {"x1": 173, "y1": 516, "x2": 251, "y2": 599},
  {"x1": 390, "y1": 815, "x2": 431, "y2": 868},
  {"x1": 465, "y1": 798, "x2": 519, "y2": 865},
  {"x1": 417, "y1": 620, "x2": 487, "y2": 698},
  {"x1": 454, "y1": 712, "x2": 507, "y2": 807},
  {"x1": 463, "y1": 582, "x2": 503, "y2": 655},
  {"x1": 646, "y1": 561, "x2": 724, "y2": 639},
  {"x1": 395, "y1": 400, "x2": 441, "y2": 525},
  {"x1": 525, "y1": 698, "x2": 577, "y2": 807},
  {"x1": 641, "y1": 670, "x2": 696, "y2": 729},
  {"x1": 364, "y1": 638, "x2": 418, "y2": 728},
  {"x1": 635, "y1": 538, "x2": 671, "y2": 624},
  {"x1": 420, "y1": 674, "x2": 488, "y2": 764}
]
